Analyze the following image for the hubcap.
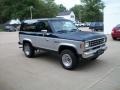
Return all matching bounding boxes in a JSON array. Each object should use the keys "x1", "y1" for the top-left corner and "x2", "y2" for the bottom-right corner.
[
  {"x1": 62, "y1": 54, "x2": 72, "y2": 67},
  {"x1": 24, "y1": 44, "x2": 30, "y2": 55}
]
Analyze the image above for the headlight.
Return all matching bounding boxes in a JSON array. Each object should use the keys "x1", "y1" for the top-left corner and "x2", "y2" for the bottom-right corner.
[{"x1": 85, "y1": 42, "x2": 89, "y2": 48}]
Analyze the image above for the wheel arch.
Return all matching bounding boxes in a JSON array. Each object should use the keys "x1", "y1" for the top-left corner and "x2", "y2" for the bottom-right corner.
[
  {"x1": 58, "y1": 45, "x2": 78, "y2": 55},
  {"x1": 23, "y1": 39, "x2": 32, "y2": 45},
  {"x1": 22, "y1": 39, "x2": 33, "y2": 50}
]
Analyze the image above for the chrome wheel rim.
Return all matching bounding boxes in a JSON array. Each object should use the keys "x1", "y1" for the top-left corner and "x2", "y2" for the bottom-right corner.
[
  {"x1": 62, "y1": 54, "x2": 72, "y2": 67},
  {"x1": 24, "y1": 45, "x2": 30, "y2": 55}
]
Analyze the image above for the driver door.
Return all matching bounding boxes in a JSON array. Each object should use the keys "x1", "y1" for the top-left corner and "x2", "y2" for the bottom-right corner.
[{"x1": 35, "y1": 21, "x2": 56, "y2": 51}]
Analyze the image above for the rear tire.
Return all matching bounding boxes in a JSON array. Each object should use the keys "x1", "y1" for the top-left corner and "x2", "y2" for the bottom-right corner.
[
  {"x1": 113, "y1": 37, "x2": 117, "y2": 40},
  {"x1": 23, "y1": 43, "x2": 35, "y2": 58},
  {"x1": 60, "y1": 50, "x2": 78, "y2": 70}
]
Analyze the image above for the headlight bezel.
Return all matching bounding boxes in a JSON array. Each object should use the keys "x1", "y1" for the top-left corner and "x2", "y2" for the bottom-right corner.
[{"x1": 85, "y1": 41, "x2": 90, "y2": 48}]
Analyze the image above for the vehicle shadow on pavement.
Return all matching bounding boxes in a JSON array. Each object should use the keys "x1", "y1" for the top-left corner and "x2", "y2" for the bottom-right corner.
[
  {"x1": 31, "y1": 51, "x2": 106, "y2": 71},
  {"x1": 76, "y1": 58, "x2": 106, "y2": 71},
  {"x1": 33, "y1": 52, "x2": 61, "y2": 66}
]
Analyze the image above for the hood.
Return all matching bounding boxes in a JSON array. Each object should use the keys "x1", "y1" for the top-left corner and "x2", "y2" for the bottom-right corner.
[{"x1": 54, "y1": 31, "x2": 106, "y2": 41}]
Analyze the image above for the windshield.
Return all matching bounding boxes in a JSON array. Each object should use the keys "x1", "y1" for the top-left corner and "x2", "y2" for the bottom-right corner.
[{"x1": 51, "y1": 20, "x2": 77, "y2": 33}]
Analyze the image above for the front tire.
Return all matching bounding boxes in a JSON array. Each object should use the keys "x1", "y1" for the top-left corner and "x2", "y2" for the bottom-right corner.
[
  {"x1": 23, "y1": 43, "x2": 35, "y2": 58},
  {"x1": 60, "y1": 50, "x2": 78, "y2": 70},
  {"x1": 113, "y1": 37, "x2": 117, "y2": 40}
]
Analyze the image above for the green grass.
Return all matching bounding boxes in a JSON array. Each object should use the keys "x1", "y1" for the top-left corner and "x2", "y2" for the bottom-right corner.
[
  {"x1": 0, "y1": 29, "x2": 3, "y2": 32},
  {"x1": 0, "y1": 24, "x2": 4, "y2": 32}
]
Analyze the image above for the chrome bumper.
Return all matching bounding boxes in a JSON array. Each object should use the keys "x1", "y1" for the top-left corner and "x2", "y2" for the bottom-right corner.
[{"x1": 82, "y1": 45, "x2": 107, "y2": 58}]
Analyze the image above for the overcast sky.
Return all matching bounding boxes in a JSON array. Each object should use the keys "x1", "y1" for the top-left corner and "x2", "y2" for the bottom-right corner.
[
  {"x1": 55, "y1": 0, "x2": 80, "y2": 9},
  {"x1": 55, "y1": 0, "x2": 120, "y2": 9}
]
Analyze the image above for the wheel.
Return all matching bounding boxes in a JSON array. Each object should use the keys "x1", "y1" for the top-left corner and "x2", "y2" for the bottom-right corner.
[
  {"x1": 113, "y1": 37, "x2": 117, "y2": 40},
  {"x1": 23, "y1": 43, "x2": 35, "y2": 58},
  {"x1": 60, "y1": 50, "x2": 78, "y2": 70}
]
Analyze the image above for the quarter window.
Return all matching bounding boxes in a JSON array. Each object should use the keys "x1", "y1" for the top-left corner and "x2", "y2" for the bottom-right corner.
[
  {"x1": 20, "y1": 21, "x2": 52, "y2": 32},
  {"x1": 20, "y1": 23, "x2": 36, "y2": 32}
]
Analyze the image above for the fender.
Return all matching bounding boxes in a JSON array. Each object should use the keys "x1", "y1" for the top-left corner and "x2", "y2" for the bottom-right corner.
[
  {"x1": 58, "y1": 43, "x2": 77, "y2": 50},
  {"x1": 58, "y1": 43, "x2": 78, "y2": 54},
  {"x1": 23, "y1": 38, "x2": 32, "y2": 44}
]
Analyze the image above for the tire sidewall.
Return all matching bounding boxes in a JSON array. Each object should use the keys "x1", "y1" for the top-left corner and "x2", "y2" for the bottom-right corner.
[
  {"x1": 60, "y1": 50, "x2": 78, "y2": 70},
  {"x1": 23, "y1": 43, "x2": 34, "y2": 58}
]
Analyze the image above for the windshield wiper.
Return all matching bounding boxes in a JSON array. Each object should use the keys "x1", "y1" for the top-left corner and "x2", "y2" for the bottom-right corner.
[
  {"x1": 57, "y1": 30, "x2": 68, "y2": 33},
  {"x1": 69, "y1": 29, "x2": 77, "y2": 32}
]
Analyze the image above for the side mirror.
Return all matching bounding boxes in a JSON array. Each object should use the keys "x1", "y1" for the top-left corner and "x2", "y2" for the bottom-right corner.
[{"x1": 41, "y1": 30, "x2": 47, "y2": 35}]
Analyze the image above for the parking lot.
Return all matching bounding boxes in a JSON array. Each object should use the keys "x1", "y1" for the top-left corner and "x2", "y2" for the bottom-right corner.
[{"x1": 0, "y1": 32, "x2": 120, "y2": 90}]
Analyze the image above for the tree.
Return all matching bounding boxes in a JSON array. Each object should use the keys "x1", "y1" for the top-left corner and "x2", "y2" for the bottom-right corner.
[
  {"x1": 58, "y1": 4, "x2": 67, "y2": 12},
  {"x1": 70, "y1": 5, "x2": 83, "y2": 21},
  {"x1": 70, "y1": 0, "x2": 104, "y2": 22},
  {"x1": 0, "y1": 0, "x2": 58, "y2": 23},
  {"x1": 43, "y1": 0, "x2": 59, "y2": 18},
  {"x1": 80, "y1": 0, "x2": 104, "y2": 22}
]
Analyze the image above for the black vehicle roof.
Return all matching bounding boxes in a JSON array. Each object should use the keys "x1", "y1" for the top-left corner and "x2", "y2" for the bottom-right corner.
[{"x1": 22, "y1": 18, "x2": 69, "y2": 24}]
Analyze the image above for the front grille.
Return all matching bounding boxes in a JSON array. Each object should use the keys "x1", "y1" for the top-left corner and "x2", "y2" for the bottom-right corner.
[{"x1": 89, "y1": 38, "x2": 105, "y2": 47}]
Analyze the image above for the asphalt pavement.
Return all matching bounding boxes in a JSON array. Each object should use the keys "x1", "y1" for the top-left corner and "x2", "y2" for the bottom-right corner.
[{"x1": 0, "y1": 32, "x2": 120, "y2": 90}]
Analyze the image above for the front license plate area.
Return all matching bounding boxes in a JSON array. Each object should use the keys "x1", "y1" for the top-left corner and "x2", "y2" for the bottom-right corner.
[{"x1": 97, "y1": 49, "x2": 104, "y2": 55}]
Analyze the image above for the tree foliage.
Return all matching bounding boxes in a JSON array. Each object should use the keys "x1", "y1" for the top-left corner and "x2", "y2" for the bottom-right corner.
[
  {"x1": 71, "y1": 5, "x2": 83, "y2": 21},
  {"x1": 71, "y1": 0, "x2": 104, "y2": 22},
  {"x1": 0, "y1": 0, "x2": 59, "y2": 23},
  {"x1": 58, "y1": 4, "x2": 67, "y2": 12}
]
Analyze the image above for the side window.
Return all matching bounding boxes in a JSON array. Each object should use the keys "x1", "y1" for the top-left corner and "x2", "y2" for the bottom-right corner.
[
  {"x1": 36, "y1": 21, "x2": 52, "y2": 33},
  {"x1": 20, "y1": 22, "x2": 36, "y2": 32}
]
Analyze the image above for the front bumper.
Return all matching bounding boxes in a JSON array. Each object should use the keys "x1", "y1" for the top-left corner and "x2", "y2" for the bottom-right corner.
[{"x1": 82, "y1": 45, "x2": 107, "y2": 58}]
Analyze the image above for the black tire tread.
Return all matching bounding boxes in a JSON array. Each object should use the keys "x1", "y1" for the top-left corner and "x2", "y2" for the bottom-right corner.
[
  {"x1": 60, "y1": 49, "x2": 78, "y2": 70},
  {"x1": 23, "y1": 43, "x2": 35, "y2": 58}
]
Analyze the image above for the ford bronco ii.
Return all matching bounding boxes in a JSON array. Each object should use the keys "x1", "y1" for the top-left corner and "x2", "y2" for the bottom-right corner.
[{"x1": 19, "y1": 18, "x2": 107, "y2": 70}]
